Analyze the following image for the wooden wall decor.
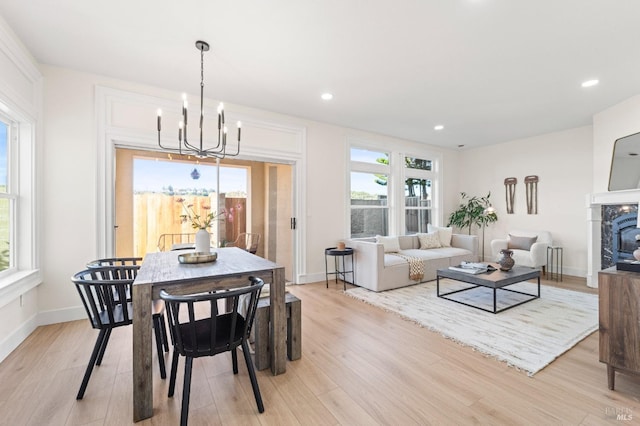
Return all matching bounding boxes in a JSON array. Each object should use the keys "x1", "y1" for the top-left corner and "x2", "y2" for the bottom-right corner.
[
  {"x1": 504, "y1": 177, "x2": 517, "y2": 214},
  {"x1": 525, "y1": 175, "x2": 539, "y2": 214}
]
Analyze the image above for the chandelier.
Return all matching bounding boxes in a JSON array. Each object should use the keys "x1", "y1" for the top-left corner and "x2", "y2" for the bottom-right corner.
[{"x1": 156, "y1": 40, "x2": 241, "y2": 159}]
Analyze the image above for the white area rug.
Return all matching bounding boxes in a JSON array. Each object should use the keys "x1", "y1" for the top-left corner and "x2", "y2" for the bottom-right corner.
[{"x1": 345, "y1": 280, "x2": 598, "y2": 376}]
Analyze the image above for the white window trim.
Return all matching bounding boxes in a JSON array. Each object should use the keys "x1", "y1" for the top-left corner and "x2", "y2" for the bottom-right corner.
[
  {"x1": 348, "y1": 141, "x2": 443, "y2": 237},
  {"x1": 399, "y1": 152, "x2": 439, "y2": 234},
  {"x1": 349, "y1": 145, "x2": 393, "y2": 237},
  {"x1": 95, "y1": 86, "x2": 307, "y2": 282},
  {"x1": 0, "y1": 99, "x2": 42, "y2": 308}
]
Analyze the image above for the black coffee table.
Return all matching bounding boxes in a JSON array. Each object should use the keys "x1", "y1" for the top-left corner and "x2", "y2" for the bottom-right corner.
[{"x1": 436, "y1": 265, "x2": 541, "y2": 314}]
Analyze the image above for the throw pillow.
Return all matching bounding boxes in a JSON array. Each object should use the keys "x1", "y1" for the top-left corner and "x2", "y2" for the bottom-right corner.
[
  {"x1": 427, "y1": 224, "x2": 453, "y2": 247},
  {"x1": 417, "y1": 232, "x2": 441, "y2": 249},
  {"x1": 508, "y1": 234, "x2": 538, "y2": 251},
  {"x1": 376, "y1": 235, "x2": 400, "y2": 253}
]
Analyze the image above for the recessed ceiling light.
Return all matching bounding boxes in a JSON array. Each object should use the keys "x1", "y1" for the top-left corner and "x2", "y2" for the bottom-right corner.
[
  {"x1": 434, "y1": 125, "x2": 444, "y2": 131},
  {"x1": 321, "y1": 93, "x2": 333, "y2": 101},
  {"x1": 581, "y1": 79, "x2": 599, "y2": 88}
]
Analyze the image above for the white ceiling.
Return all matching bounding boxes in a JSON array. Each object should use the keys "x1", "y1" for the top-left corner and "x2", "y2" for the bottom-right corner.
[{"x1": 2, "y1": 0, "x2": 640, "y2": 149}]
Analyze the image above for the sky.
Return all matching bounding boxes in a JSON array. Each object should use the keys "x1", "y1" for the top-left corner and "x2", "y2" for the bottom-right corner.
[
  {"x1": 133, "y1": 158, "x2": 247, "y2": 193},
  {"x1": 351, "y1": 147, "x2": 388, "y2": 195}
]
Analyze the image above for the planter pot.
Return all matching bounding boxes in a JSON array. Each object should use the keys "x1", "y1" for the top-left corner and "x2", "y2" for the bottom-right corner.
[{"x1": 195, "y1": 228, "x2": 211, "y2": 253}]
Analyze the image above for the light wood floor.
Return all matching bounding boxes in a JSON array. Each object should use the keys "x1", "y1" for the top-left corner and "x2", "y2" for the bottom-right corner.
[{"x1": 1, "y1": 277, "x2": 640, "y2": 425}]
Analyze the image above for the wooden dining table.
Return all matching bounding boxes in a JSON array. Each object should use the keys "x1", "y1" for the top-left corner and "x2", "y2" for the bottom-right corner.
[{"x1": 131, "y1": 247, "x2": 286, "y2": 422}]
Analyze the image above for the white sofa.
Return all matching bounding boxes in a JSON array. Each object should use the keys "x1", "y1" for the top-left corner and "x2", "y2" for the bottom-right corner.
[
  {"x1": 490, "y1": 230, "x2": 552, "y2": 272},
  {"x1": 347, "y1": 234, "x2": 478, "y2": 292}
]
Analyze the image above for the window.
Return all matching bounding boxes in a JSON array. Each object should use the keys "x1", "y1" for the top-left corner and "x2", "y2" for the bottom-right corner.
[
  {"x1": 130, "y1": 156, "x2": 248, "y2": 256},
  {"x1": 0, "y1": 117, "x2": 14, "y2": 274},
  {"x1": 404, "y1": 156, "x2": 434, "y2": 234},
  {"x1": 349, "y1": 145, "x2": 440, "y2": 238},
  {"x1": 350, "y1": 148, "x2": 390, "y2": 237}
]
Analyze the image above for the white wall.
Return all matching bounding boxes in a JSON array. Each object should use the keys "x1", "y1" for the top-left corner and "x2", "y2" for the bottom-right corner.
[
  {"x1": 458, "y1": 126, "x2": 594, "y2": 277},
  {"x1": 37, "y1": 64, "x2": 460, "y2": 318}
]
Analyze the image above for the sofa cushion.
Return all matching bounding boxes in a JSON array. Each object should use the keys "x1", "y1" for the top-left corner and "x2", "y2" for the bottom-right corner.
[
  {"x1": 417, "y1": 232, "x2": 441, "y2": 249},
  {"x1": 508, "y1": 234, "x2": 538, "y2": 251},
  {"x1": 398, "y1": 235, "x2": 420, "y2": 250},
  {"x1": 430, "y1": 247, "x2": 474, "y2": 258},
  {"x1": 428, "y1": 224, "x2": 453, "y2": 247},
  {"x1": 399, "y1": 249, "x2": 450, "y2": 260},
  {"x1": 376, "y1": 235, "x2": 400, "y2": 253},
  {"x1": 383, "y1": 253, "x2": 413, "y2": 267}
]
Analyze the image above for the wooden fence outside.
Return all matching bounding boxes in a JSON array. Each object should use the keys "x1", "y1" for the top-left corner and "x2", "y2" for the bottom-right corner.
[{"x1": 133, "y1": 193, "x2": 245, "y2": 256}]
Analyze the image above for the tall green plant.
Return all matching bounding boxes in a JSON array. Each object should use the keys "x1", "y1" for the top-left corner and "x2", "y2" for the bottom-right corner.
[{"x1": 447, "y1": 192, "x2": 498, "y2": 234}]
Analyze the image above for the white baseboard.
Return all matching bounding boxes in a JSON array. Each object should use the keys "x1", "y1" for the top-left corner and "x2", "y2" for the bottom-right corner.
[
  {"x1": 0, "y1": 313, "x2": 38, "y2": 363},
  {"x1": 38, "y1": 306, "x2": 86, "y2": 326},
  {"x1": 296, "y1": 272, "x2": 326, "y2": 284},
  {"x1": 0, "y1": 306, "x2": 86, "y2": 364}
]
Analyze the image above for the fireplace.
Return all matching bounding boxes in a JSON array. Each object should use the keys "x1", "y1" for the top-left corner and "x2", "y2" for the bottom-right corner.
[
  {"x1": 600, "y1": 205, "x2": 639, "y2": 269},
  {"x1": 587, "y1": 190, "x2": 640, "y2": 287}
]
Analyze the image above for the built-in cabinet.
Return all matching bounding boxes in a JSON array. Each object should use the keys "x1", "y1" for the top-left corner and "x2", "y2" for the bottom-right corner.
[{"x1": 599, "y1": 267, "x2": 640, "y2": 389}]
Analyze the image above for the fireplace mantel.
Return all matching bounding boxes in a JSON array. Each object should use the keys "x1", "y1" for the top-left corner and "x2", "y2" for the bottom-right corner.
[
  {"x1": 589, "y1": 189, "x2": 640, "y2": 206},
  {"x1": 586, "y1": 190, "x2": 640, "y2": 287}
]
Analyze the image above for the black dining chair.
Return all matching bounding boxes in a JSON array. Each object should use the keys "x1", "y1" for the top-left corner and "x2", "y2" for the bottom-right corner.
[
  {"x1": 72, "y1": 266, "x2": 167, "y2": 400},
  {"x1": 161, "y1": 276, "x2": 265, "y2": 426},
  {"x1": 86, "y1": 258, "x2": 169, "y2": 377},
  {"x1": 86, "y1": 256, "x2": 143, "y2": 267}
]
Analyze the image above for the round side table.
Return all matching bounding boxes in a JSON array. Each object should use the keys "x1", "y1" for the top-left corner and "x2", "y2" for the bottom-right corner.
[{"x1": 324, "y1": 247, "x2": 355, "y2": 291}]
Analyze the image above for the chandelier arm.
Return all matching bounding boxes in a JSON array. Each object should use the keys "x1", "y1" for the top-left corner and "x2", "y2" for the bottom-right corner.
[
  {"x1": 158, "y1": 130, "x2": 182, "y2": 154},
  {"x1": 182, "y1": 139, "x2": 202, "y2": 152},
  {"x1": 210, "y1": 143, "x2": 240, "y2": 157}
]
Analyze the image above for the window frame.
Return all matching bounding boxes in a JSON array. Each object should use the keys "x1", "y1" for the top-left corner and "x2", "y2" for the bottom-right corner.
[
  {"x1": 0, "y1": 98, "x2": 41, "y2": 305},
  {"x1": 401, "y1": 154, "x2": 437, "y2": 235},
  {"x1": 349, "y1": 146, "x2": 392, "y2": 237},
  {"x1": 0, "y1": 114, "x2": 16, "y2": 276},
  {"x1": 348, "y1": 142, "x2": 442, "y2": 238}
]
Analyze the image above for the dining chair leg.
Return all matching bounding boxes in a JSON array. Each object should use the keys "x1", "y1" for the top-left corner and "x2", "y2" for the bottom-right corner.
[
  {"x1": 153, "y1": 316, "x2": 167, "y2": 379},
  {"x1": 77, "y1": 329, "x2": 107, "y2": 400},
  {"x1": 168, "y1": 351, "x2": 179, "y2": 397},
  {"x1": 181, "y1": 357, "x2": 194, "y2": 426},
  {"x1": 231, "y1": 347, "x2": 238, "y2": 374},
  {"x1": 95, "y1": 327, "x2": 112, "y2": 366},
  {"x1": 241, "y1": 340, "x2": 264, "y2": 413},
  {"x1": 159, "y1": 314, "x2": 169, "y2": 352}
]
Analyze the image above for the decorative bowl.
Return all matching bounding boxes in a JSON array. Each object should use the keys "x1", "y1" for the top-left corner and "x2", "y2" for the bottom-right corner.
[{"x1": 178, "y1": 251, "x2": 218, "y2": 264}]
